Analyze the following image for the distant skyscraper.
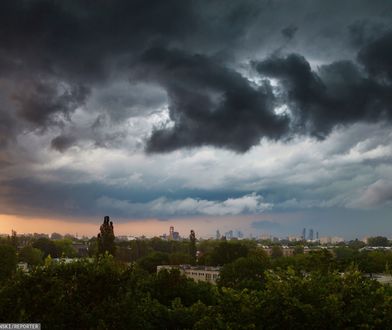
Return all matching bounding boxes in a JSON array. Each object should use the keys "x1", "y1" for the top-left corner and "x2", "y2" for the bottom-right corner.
[
  {"x1": 316, "y1": 231, "x2": 319, "y2": 240},
  {"x1": 309, "y1": 229, "x2": 314, "y2": 241},
  {"x1": 216, "y1": 230, "x2": 221, "y2": 240},
  {"x1": 302, "y1": 228, "x2": 306, "y2": 240},
  {"x1": 169, "y1": 226, "x2": 179, "y2": 240}
]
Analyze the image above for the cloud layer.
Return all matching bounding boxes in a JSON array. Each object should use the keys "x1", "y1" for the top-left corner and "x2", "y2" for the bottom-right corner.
[
  {"x1": 97, "y1": 193, "x2": 272, "y2": 218},
  {"x1": 0, "y1": 1, "x2": 392, "y2": 237}
]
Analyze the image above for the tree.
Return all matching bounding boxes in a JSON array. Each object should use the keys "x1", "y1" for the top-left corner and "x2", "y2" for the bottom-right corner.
[
  {"x1": 10, "y1": 230, "x2": 18, "y2": 249},
  {"x1": 116, "y1": 246, "x2": 133, "y2": 263},
  {"x1": 367, "y1": 236, "x2": 389, "y2": 247},
  {"x1": 189, "y1": 230, "x2": 196, "y2": 265},
  {"x1": 54, "y1": 238, "x2": 77, "y2": 258},
  {"x1": 357, "y1": 251, "x2": 388, "y2": 274},
  {"x1": 334, "y1": 247, "x2": 356, "y2": 270},
  {"x1": 209, "y1": 241, "x2": 249, "y2": 265},
  {"x1": 302, "y1": 249, "x2": 336, "y2": 273},
  {"x1": 169, "y1": 252, "x2": 192, "y2": 265},
  {"x1": 32, "y1": 237, "x2": 59, "y2": 258},
  {"x1": 271, "y1": 245, "x2": 283, "y2": 258},
  {"x1": 293, "y1": 245, "x2": 304, "y2": 255},
  {"x1": 219, "y1": 256, "x2": 268, "y2": 290},
  {"x1": 0, "y1": 244, "x2": 17, "y2": 281},
  {"x1": 18, "y1": 246, "x2": 44, "y2": 266},
  {"x1": 348, "y1": 239, "x2": 366, "y2": 250},
  {"x1": 138, "y1": 252, "x2": 169, "y2": 273},
  {"x1": 97, "y1": 216, "x2": 116, "y2": 256},
  {"x1": 50, "y1": 232, "x2": 63, "y2": 240}
]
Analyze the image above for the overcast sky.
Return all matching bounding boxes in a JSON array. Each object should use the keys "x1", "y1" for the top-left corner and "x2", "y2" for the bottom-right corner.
[{"x1": 1, "y1": 0, "x2": 392, "y2": 238}]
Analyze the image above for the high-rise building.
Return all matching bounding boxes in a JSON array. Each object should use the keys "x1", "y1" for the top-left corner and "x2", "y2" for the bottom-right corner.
[
  {"x1": 316, "y1": 231, "x2": 319, "y2": 240},
  {"x1": 169, "y1": 226, "x2": 180, "y2": 240},
  {"x1": 302, "y1": 228, "x2": 306, "y2": 240},
  {"x1": 308, "y1": 229, "x2": 314, "y2": 241},
  {"x1": 216, "y1": 230, "x2": 221, "y2": 240}
]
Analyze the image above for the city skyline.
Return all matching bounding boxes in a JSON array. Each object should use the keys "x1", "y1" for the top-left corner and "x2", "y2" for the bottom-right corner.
[
  {"x1": 0, "y1": 213, "x2": 387, "y2": 241},
  {"x1": 1, "y1": 1, "x2": 392, "y2": 239}
]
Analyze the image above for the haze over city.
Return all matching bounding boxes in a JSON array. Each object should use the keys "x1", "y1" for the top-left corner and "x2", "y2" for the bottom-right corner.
[{"x1": 1, "y1": 0, "x2": 392, "y2": 239}]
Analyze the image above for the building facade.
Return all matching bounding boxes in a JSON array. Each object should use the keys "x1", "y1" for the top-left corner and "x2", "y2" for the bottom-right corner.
[{"x1": 157, "y1": 265, "x2": 221, "y2": 284}]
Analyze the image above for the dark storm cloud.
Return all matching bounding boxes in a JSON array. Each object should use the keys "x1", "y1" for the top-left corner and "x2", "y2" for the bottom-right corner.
[
  {"x1": 347, "y1": 20, "x2": 389, "y2": 47},
  {"x1": 143, "y1": 28, "x2": 392, "y2": 152},
  {"x1": 51, "y1": 134, "x2": 77, "y2": 153},
  {"x1": 358, "y1": 31, "x2": 392, "y2": 80},
  {"x1": 0, "y1": 0, "x2": 392, "y2": 153},
  {"x1": 132, "y1": 47, "x2": 289, "y2": 152},
  {"x1": 253, "y1": 33, "x2": 392, "y2": 139},
  {"x1": 0, "y1": 111, "x2": 16, "y2": 148},
  {"x1": 0, "y1": 0, "x2": 197, "y2": 80},
  {"x1": 14, "y1": 80, "x2": 89, "y2": 127},
  {"x1": 0, "y1": 0, "x2": 198, "y2": 146},
  {"x1": 281, "y1": 25, "x2": 298, "y2": 40},
  {"x1": 0, "y1": 0, "x2": 263, "y2": 149}
]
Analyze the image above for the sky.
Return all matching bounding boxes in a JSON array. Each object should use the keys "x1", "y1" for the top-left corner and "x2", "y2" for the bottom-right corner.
[{"x1": 1, "y1": 0, "x2": 392, "y2": 239}]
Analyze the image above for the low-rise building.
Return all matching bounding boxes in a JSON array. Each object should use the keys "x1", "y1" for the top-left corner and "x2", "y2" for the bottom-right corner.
[
  {"x1": 72, "y1": 242, "x2": 89, "y2": 257},
  {"x1": 17, "y1": 262, "x2": 29, "y2": 272},
  {"x1": 157, "y1": 265, "x2": 221, "y2": 284},
  {"x1": 260, "y1": 245, "x2": 295, "y2": 257}
]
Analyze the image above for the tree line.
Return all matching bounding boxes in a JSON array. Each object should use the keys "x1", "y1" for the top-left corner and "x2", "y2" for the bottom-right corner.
[{"x1": 0, "y1": 255, "x2": 391, "y2": 329}]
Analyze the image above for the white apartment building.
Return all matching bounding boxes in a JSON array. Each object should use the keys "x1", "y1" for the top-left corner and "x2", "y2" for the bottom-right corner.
[{"x1": 157, "y1": 265, "x2": 220, "y2": 284}]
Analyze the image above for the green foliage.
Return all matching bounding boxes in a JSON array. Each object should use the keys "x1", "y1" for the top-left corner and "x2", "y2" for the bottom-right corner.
[
  {"x1": 347, "y1": 239, "x2": 366, "y2": 250},
  {"x1": 50, "y1": 232, "x2": 63, "y2": 240},
  {"x1": 146, "y1": 269, "x2": 217, "y2": 307},
  {"x1": 18, "y1": 246, "x2": 44, "y2": 266},
  {"x1": 189, "y1": 230, "x2": 196, "y2": 265},
  {"x1": 271, "y1": 249, "x2": 337, "y2": 274},
  {"x1": 357, "y1": 251, "x2": 392, "y2": 274},
  {"x1": 0, "y1": 244, "x2": 17, "y2": 281},
  {"x1": 271, "y1": 245, "x2": 283, "y2": 258},
  {"x1": 33, "y1": 237, "x2": 59, "y2": 258},
  {"x1": 97, "y1": 216, "x2": 116, "y2": 256},
  {"x1": 258, "y1": 268, "x2": 392, "y2": 329},
  {"x1": 54, "y1": 239, "x2": 77, "y2": 258},
  {"x1": 10, "y1": 230, "x2": 18, "y2": 249},
  {"x1": 209, "y1": 241, "x2": 249, "y2": 266},
  {"x1": 129, "y1": 239, "x2": 152, "y2": 260},
  {"x1": 3, "y1": 233, "x2": 392, "y2": 328},
  {"x1": 88, "y1": 237, "x2": 98, "y2": 257},
  {"x1": 0, "y1": 256, "x2": 392, "y2": 329},
  {"x1": 367, "y1": 236, "x2": 390, "y2": 247},
  {"x1": 293, "y1": 245, "x2": 304, "y2": 255},
  {"x1": 218, "y1": 256, "x2": 268, "y2": 290},
  {"x1": 169, "y1": 252, "x2": 192, "y2": 265},
  {"x1": 138, "y1": 252, "x2": 170, "y2": 273},
  {"x1": 115, "y1": 246, "x2": 133, "y2": 262}
]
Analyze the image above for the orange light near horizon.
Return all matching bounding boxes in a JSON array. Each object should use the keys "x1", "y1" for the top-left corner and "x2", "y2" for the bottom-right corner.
[
  {"x1": 0, "y1": 214, "x2": 204, "y2": 237},
  {"x1": 0, "y1": 214, "x2": 99, "y2": 236},
  {"x1": 0, "y1": 213, "x2": 265, "y2": 238}
]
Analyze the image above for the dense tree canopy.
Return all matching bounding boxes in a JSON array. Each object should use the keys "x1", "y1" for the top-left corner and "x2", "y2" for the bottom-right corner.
[
  {"x1": 32, "y1": 237, "x2": 59, "y2": 258},
  {"x1": 0, "y1": 256, "x2": 391, "y2": 329},
  {"x1": 0, "y1": 232, "x2": 392, "y2": 328},
  {"x1": 18, "y1": 246, "x2": 44, "y2": 267},
  {"x1": 0, "y1": 244, "x2": 17, "y2": 282},
  {"x1": 367, "y1": 236, "x2": 390, "y2": 247}
]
